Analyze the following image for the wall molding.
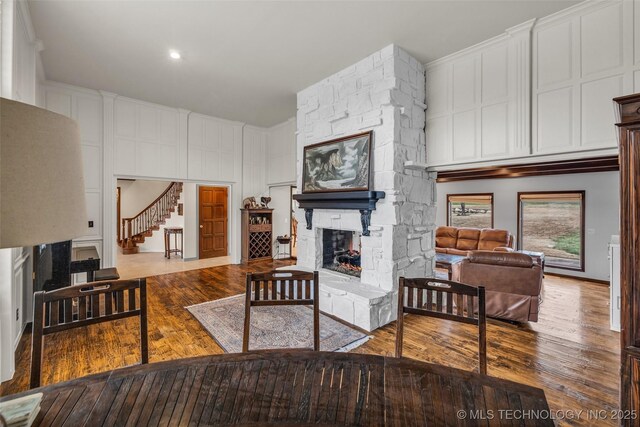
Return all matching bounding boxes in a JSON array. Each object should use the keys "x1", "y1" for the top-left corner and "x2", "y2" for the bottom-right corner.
[{"x1": 436, "y1": 155, "x2": 619, "y2": 183}]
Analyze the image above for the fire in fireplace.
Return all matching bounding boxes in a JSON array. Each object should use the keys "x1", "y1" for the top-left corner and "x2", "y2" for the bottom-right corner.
[{"x1": 322, "y1": 229, "x2": 362, "y2": 278}]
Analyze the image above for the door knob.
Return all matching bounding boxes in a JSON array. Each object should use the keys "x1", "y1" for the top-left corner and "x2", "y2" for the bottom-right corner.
[{"x1": 200, "y1": 225, "x2": 204, "y2": 228}]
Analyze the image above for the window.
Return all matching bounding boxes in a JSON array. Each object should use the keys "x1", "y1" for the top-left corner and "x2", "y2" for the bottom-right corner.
[
  {"x1": 447, "y1": 194, "x2": 493, "y2": 228},
  {"x1": 518, "y1": 191, "x2": 585, "y2": 271}
]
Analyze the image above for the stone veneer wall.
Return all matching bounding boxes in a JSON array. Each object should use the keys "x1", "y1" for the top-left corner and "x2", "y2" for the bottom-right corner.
[{"x1": 295, "y1": 44, "x2": 437, "y2": 329}]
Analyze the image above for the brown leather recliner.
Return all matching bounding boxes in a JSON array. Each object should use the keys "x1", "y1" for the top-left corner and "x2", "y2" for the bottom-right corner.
[
  {"x1": 435, "y1": 226, "x2": 514, "y2": 255},
  {"x1": 451, "y1": 251, "x2": 543, "y2": 322}
]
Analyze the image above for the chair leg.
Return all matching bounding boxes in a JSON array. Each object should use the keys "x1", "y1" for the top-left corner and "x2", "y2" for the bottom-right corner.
[
  {"x1": 29, "y1": 335, "x2": 44, "y2": 389},
  {"x1": 242, "y1": 275, "x2": 252, "y2": 352},
  {"x1": 30, "y1": 293, "x2": 45, "y2": 389},
  {"x1": 478, "y1": 286, "x2": 487, "y2": 375},
  {"x1": 395, "y1": 279, "x2": 405, "y2": 358},
  {"x1": 313, "y1": 271, "x2": 320, "y2": 351},
  {"x1": 140, "y1": 280, "x2": 149, "y2": 364}
]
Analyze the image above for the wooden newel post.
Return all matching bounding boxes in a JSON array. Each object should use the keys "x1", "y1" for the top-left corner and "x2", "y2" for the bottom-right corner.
[{"x1": 127, "y1": 220, "x2": 133, "y2": 248}]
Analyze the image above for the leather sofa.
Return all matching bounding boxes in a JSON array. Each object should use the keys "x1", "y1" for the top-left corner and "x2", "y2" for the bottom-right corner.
[
  {"x1": 435, "y1": 226, "x2": 514, "y2": 255},
  {"x1": 451, "y1": 251, "x2": 543, "y2": 322}
]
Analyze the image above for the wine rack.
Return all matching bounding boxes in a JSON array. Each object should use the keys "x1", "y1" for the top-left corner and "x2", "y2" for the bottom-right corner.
[{"x1": 241, "y1": 208, "x2": 273, "y2": 263}]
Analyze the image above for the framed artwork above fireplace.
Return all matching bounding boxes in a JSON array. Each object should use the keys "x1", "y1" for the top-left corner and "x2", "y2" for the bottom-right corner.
[{"x1": 302, "y1": 131, "x2": 372, "y2": 193}]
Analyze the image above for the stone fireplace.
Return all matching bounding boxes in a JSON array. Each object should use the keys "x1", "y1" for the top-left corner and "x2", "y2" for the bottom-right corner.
[
  {"x1": 288, "y1": 44, "x2": 437, "y2": 331},
  {"x1": 322, "y1": 229, "x2": 362, "y2": 278}
]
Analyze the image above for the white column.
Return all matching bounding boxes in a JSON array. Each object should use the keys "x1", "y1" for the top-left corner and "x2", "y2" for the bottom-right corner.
[{"x1": 100, "y1": 91, "x2": 117, "y2": 267}]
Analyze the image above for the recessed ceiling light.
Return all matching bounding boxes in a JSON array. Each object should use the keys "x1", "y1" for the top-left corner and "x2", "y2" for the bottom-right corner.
[{"x1": 169, "y1": 50, "x2": 181, "y2": 60}]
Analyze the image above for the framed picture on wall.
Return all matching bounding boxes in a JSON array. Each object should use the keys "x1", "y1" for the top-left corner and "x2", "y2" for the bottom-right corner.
[{"x1": 301, "y1": 131, "x2": 373, "y2": 193}]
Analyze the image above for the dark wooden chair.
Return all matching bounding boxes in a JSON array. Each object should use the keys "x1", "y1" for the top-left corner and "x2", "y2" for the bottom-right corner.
[
  {"x1": 243, "y1": 270, "x2": 320, "y2": 352},
  {"x1": 395, "y1": 277, "x2": 487, "y2": 374},
  {"x1": 30, "y1": 278, "x2": 148, "y2": 388}
]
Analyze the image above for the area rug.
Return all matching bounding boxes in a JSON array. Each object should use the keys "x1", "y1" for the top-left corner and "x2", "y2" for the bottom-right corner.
[{"x1": 186, "y1": 295, "x2": 371, "y2": 353}]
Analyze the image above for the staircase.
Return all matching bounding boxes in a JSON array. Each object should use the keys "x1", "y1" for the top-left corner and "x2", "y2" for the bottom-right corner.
[{"x1": 119, "y1": 182, "x2": 183, "y2": 255}]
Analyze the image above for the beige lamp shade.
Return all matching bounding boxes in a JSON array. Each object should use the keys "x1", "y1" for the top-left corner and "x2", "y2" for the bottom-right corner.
[{"x1": 1, "y1": 97, "x2": 87, "y2": 248}]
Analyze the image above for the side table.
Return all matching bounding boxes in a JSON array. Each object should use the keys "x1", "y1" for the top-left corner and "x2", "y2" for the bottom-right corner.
[
  {"x1": 275, "y1": 236, "x2": 291, "y2": 260},
  {"x1": 164, "y1": 227, "x2": 183, "y2": 259}
]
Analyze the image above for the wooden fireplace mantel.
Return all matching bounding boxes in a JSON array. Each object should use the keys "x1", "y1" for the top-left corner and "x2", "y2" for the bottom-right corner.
[{"x1": 292, "y1": 191, "x2": 386, "y2": 236}]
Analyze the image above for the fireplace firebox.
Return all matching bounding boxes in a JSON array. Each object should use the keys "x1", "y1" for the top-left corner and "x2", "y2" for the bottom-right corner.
[{"x1": 322, "y1": 229, "x2": 362, "y2": 277}]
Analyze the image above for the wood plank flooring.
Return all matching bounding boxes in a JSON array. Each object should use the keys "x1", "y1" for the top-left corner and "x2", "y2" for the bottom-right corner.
[{"x1": 1, "y1": 260, "x2": 620, "y2": 426}]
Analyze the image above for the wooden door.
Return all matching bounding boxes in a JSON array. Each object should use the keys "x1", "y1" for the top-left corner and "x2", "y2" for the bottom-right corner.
[{"x1": 199, "y1": 186, "x2": 228, "y2": 259}]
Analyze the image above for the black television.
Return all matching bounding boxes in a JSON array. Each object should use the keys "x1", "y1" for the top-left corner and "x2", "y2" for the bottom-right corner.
[{"x1": 33, "y1": 240, "x2": 71, "y2": 292}]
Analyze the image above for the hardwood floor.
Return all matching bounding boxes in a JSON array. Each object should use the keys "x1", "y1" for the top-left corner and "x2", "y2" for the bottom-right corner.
[{"x1": 1, "y1": 260, "x2": 619, "y2": 426}]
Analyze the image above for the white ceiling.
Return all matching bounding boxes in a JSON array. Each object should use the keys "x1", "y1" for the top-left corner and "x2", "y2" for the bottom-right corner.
[{"x1": 29, "y1": 0, "x2": 579, "y2": 127}]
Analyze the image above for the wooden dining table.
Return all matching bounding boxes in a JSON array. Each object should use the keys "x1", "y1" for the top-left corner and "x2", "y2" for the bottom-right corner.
[{"x1": 1, "y1": 350, "x2": 553, "y2": 426}]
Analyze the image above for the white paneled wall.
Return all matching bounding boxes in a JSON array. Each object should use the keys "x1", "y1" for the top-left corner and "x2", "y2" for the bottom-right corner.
[
  {"x1": 38, "y1": 81, "x2": 284, "y2": 267},
  {"x1": 425, "y1": 20, "x2": 532, "y2": 167},
  {"x1": 188, "y1": 113, "x2": 243, "y2": 182},
  {"x1": 425, "y1": 0, "x2": 640, "y2": 169},
  {"x1": 242, "y1": 126, "x2": 268, "y2": 198},
  {"x1": 10, "y1": 3, "x2": 36, "y2": 104},
  {"x1": 266, "y1": 118, "x2": 296, "y2": 186},
  {"x1": 532, "y1": 0, "x2": 635, "y2": 156},
  {"x1": 113, "y1": 97, "x2": 187, "y2": 179},
  {"x1": 41, "y1": 84, "x2": 104, "y2": 246}
]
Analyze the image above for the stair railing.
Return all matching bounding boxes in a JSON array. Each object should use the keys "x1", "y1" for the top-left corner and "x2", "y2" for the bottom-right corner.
[{"x1": 121, "y1": 182, "x2": 183, "y2": 246}]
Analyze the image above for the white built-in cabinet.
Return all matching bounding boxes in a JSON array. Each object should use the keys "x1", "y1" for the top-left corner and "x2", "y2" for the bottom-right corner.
[
  {"x1": 426, "y1": 21, "x2": 533, "y2": 166},
  {"x1": 425, "y1": 0, "x2": 640, "y2": 168}
]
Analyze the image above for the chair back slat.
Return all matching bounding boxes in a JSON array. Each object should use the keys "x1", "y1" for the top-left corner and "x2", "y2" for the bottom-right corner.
[
  {"x1": 49, "y1": 301, "x2": 59, "y2": 327},
  {"x1": 395, "y1": 277, "x2": 487, "y2": 375},
  {"x1": 63, "y1": 300, "x2": 73, "y2": 324},
  {"x1": 446, "y1": 292, "x2": 454, "y2": 314},
  {"x1": 277, "y1": 280, "x2": 283, "y2": 299},
  {"x1": 116, "y1": 290, "x2": 125, "y2": 312},
  {"x1": 78, "y1": 296, "x2": 87, "y2": 320},
  {"x1": 92, "y1": 293, "x2": 100, "y2": 318},
  {"x1": 243, "y1": 270, "x2": 320, "y2": 352},
  {"x1": 456, "y1": 294, "x2": 464, "y2": 316},
  {"x1": 129, "y1": 288, "x2": 137, "y2": 310},
  {"x1": 104, "y1": 292, "x2": 112, "y2": 315},
  {"x1": 254, "y1": 280, "x2": 261, "y2": 301},
  {"x1": 416, "y1": 288, "x2": 423, "y2": 308},
  {"x1": 436, "y1": 291, "x2": 443, "y2": 312},
  {"x1": 30, "y1": 278, "x2": 148, "y2": 389},
  {"x1": 467, "y1": 294, "x2": 474, "y2": 320}
]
